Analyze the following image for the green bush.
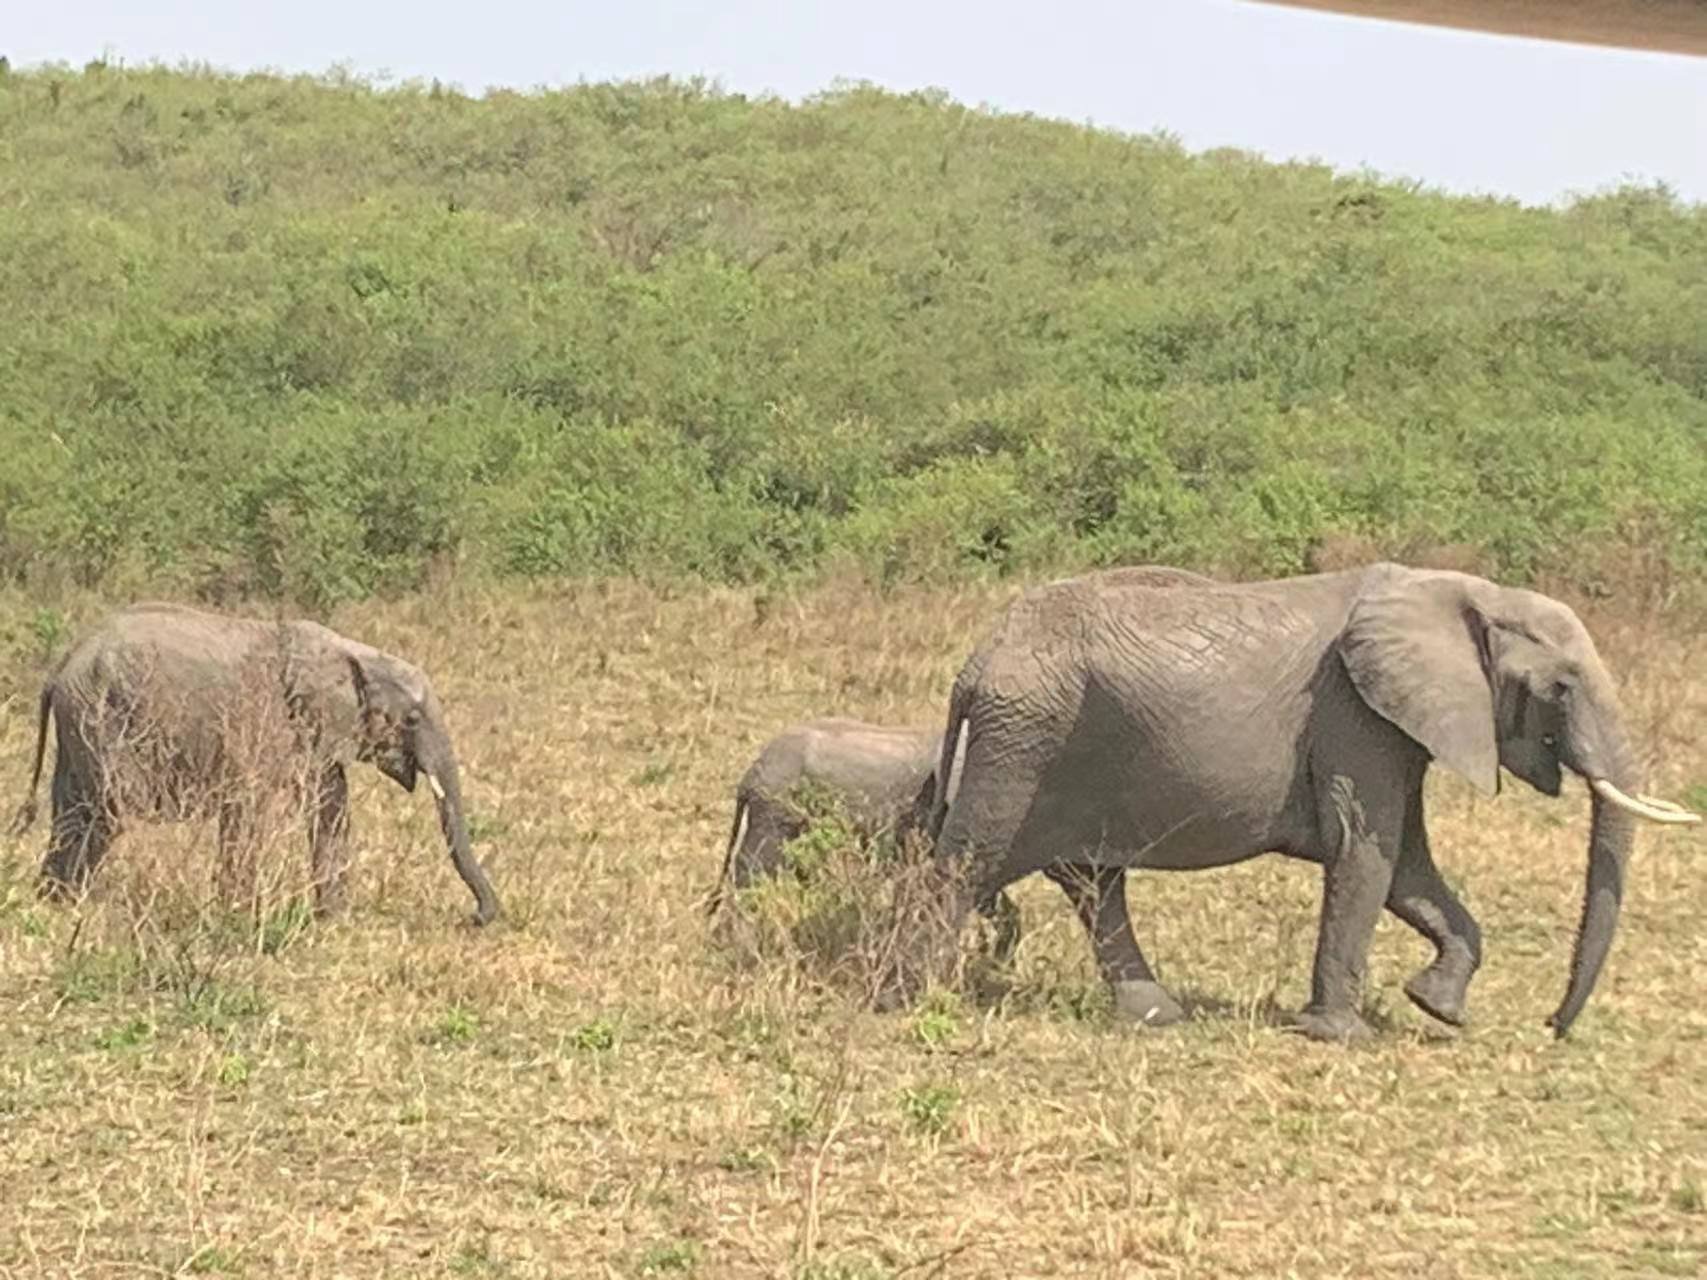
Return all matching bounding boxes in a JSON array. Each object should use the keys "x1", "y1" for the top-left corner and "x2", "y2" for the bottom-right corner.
[{"x1": 2, "y1": 66, "x2": 1705, "y2": 601}]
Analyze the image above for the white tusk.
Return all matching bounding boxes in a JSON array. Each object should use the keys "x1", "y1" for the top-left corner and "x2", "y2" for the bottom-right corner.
[
  {"x1": 425, "y1": 772, "x2": 447, "y2": 801},
  {"x1": 1636, "y1": 793, "x2": 1691, "y2": 814},
  {"x1": 1590, "y1": 778, "x2": 1702, "y2": 825}
]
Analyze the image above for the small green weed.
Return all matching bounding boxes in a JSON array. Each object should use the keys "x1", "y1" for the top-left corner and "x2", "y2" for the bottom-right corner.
[
  {"x1": 566, "y1": 1017, "x2": 616, "y2": 1053},
  {"x1": 900, "y1": 1083, "x2": 959, "y2": 1137},
  {"x1": 184, "y1": 1244, "x2": 244, "y2": 1274},
  {"x1": 631, "y1": 760, "x2": 675, "y2": 787},
  {"x1": 258, "y1": 901, "x2": 314, "y2": 956},
  {"x1": 716, "y1": 1146, "x2": 774, "y2": 1174},
  {"x1": 217, "y1": 1053, "x2": 251, "y2": 1087},
  {"x1": 449, "y1": 1234, "x2": 506, "y2": 1275},
  {"x1": 56, "y1": 947, "x2": 139, "y2": 1004},
  {"x1": 465, "y1": 812, "x2": 510, "y2": 843},
  {"x1": 636, "y1": 1239, "x2": 699, "y2": 1275},
  {"x1": 29, "y1": 607, "x2": 67, "y2": 658},
  {"x1": 94, "y1": 1017, "x2": 153, "y2": 1051},
  {"x1": 724, "y1": 1010, "x2": 778, "y2": 1058},
  {"x1": 1630, "y1": 1246, "x2": 1702, "y2": 1278},
  {"x1": 770, "y1": 1073, "x2": 815, "y2": 1141},
  {"x1": 425, "y1": 1005, "x2": 479, "y2": 1046},
  {"x1": 910, "y1": 991, "x2": 962, "y2": 1051},
  {"x1": 798, "y1": 1258, "x2": 893, "y2": 1280},
  {"x1": 1046, "y1": 980, "x2": 1113, "y2": 1026},
  {"x1": 181, "y1": 981, "x2": 268, "y2": 1034}
]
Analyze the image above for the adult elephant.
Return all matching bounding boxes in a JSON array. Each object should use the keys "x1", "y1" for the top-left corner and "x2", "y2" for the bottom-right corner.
[
  {"x1": 8, "y1": 602, "x2": 499, "y2": 925},
  {"x1": 705, "y1": 717, "x2": 1024, "y2": 956},
  {"x1": 877, "y1": 562, "x2": 1698, "y2": 1041}
]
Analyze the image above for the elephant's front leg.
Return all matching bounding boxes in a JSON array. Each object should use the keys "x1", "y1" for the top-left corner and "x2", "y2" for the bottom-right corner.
[
  {"x1": 973, "y1": 888, "x2": 1023, "y2": 966},
  {"x1": 1387, "y1": 795, "x2": 1482, "y2": 1027},
  {"x1": 1044, "y1": 863, "x2": 1184, "y2": 1027},
  {"x1": 874, "y1": 749, "x2": 1043, "y2": 1012},
  {"x1": 1298, "y1": 765, "x2": 1413, "y2": 1042},
  {"x1": 307, "y1": 764, "x2": 351, "y2": 918}
]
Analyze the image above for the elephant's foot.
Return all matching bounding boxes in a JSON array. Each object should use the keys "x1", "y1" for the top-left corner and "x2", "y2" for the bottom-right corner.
[
  {"x1": 871, "y1": 972, "x2": 915, "y2": 1014},
  {"x1": 1403, "y1": 965, "x2": 1470, "y2": 1028},
  {"x1": 37, "y1": 874, "x2": 77, "y2": 904},
  {"x1": 871, "y1": 952, "x2": 927, "y2": 1012},
  {"x1": 976, "y1": 891, "x2": 1023, "y2": 967},
  {"x1": 1290, "y1": 1005, "x2": 1374, "y2": 1043},
  {"x1": 1110, "y1": 979, "x2": 1186, "y2": 1028}
]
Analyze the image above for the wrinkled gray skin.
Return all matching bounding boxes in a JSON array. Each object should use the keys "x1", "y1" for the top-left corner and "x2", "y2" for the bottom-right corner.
[
  {"x1": 879, "y1": 561, "x2": 1690, "y2": 1041},
  {"x1": 7, "y1": 602, "x2": 499, "y2": 925},
  {"x1": 707, "y1": 717, "x2": 1150, "y2": 963}
]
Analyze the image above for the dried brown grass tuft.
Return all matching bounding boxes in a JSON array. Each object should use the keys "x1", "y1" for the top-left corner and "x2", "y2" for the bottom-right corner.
[{"x1": 0, "y1": 576, "x2": 1704, "y2": 1278}]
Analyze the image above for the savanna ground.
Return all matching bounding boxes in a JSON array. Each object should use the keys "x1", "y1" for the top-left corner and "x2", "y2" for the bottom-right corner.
[{"x1": 1, "y1": 576, "x2": 1704, "y2": 1279}]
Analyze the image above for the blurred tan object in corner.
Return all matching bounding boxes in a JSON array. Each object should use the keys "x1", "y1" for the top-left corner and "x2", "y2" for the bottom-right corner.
[{"x1": 1242, "y1": 1, "x2": 1707, "y2": 57}]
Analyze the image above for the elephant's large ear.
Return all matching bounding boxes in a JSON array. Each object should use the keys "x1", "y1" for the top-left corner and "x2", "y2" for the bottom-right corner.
[
  {"x1": 345, "y1": 654, "x2": 372, "y2": 709},
  {"x1": 275, "y1": 635, "x2": 359, "y2": 758},
  {"x1": 1338, "y1": 567, "x2": 1499, "y2": 795}
]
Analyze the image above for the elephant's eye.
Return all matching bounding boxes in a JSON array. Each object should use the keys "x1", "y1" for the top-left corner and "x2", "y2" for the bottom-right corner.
[
  {"x1": 1542, "y1": 733, "x2": 1557, "y2": 748},
  {"x1": 405, "y1": 709, "x2": 423, "y2": 727},
  {"x1": 1549, "y1": 680, "x2": 1570, "y2": 701}
]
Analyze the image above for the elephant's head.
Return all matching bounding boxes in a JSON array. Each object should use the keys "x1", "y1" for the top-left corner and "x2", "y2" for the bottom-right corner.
[
  {"x1": 1339, "y1": 563, "x2": 1697, "y2": 1037},
  {"x1": 288, "y1": 627, "x2": 499, "y2": 926}
]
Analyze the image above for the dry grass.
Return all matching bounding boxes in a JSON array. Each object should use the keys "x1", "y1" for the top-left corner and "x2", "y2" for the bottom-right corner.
[{"x1": 1, "y1": 575, "x2": 1705, "y2": 1279}]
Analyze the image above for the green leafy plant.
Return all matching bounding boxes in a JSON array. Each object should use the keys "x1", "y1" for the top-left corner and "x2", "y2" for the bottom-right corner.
[{"x1": 899, "y1": 1083, "x2": 960, "y2": 1137}]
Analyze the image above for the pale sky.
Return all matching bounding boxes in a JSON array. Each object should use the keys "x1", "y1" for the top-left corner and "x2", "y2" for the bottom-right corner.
[{"x1": 10, "y1": 0, "x2": 1706, "y2": 206}]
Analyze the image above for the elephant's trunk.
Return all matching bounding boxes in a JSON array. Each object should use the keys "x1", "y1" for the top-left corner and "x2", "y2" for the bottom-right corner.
[
  {"x1": 417, "y1": 734, "x2": 500, "y2": 926},
  {"x1": 1545, "y1": 651, "x2": 1703, "y2": 1037},
  {"x1": 1546, "y1": 775, "x2": 1635, "y2": 1038},
  {"x1": 1546, "y1": 678, "x2": 1648, "y2": 1039}
]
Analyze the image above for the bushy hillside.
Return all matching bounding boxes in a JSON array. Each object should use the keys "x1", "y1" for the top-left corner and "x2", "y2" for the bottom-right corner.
[{"x1": 2, "y1": 62, "x2": 1704, "y2": 604}]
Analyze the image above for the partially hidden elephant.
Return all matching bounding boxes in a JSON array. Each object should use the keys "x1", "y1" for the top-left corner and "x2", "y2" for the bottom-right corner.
[
  {"x1": 877, "y1": 562, "x2": 1699, "y2": 1041},
  {"x1": 709, "y1": 718, "x2": 945, "y2": 905},
  {"x1": 7, "y1": 602, "x2": 499, "y2": 924},
  {"x1": 707, "y1": 716, "x2": 1160, "y2": 964}
]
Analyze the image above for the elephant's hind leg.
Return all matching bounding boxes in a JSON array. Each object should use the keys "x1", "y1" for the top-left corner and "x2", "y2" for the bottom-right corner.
[
  {"x1": 308, "y1": 764, "x2": 351, "y2": 918},
  {"x1": 874, "y1": 770, "x2": 1035, "y2": 1012},
  {"x1": 1387, "y1": 796, "x2": 1482, "y2": 1027},
  {"x1": 1045, "y1": 863, "x2": 1185, "y2": 1028},
  {"x1": 873, "y1": 854, "x2": 993, "y2": 1011},
  {"x1": 39, "y1": 761, "x2": 118, "y2": 903}
]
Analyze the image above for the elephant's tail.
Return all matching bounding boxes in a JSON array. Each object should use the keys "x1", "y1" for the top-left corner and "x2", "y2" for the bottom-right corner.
[
  {"x1": 6, "y1": 684, "x2": 53, "y2": 839},
  {"x1": 705, "y1": 793, "x2": 751, "y2": 917},
  {"x1": 928, "y1": 667, "x2": 978, "y2": 840}
]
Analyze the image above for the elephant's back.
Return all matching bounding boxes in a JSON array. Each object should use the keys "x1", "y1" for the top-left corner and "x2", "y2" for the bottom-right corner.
[
  {"x1": 54, "y1": 605, "x2": 278, "y2": 702},
  {"x1": 742, "y1": 720, "x2": 938, "y2": 821}
]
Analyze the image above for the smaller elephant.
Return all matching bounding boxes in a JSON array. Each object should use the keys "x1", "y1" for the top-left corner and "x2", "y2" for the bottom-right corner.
[
  {"x1": 8, "y1": 602, "x2": 499, "y2": 924},
  {"x1": 707, "y1": 717, "x2": 1135, "y2": 963},
  {"x1": 710, "y1": 718, "x2": 946, "y2": 904}
]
